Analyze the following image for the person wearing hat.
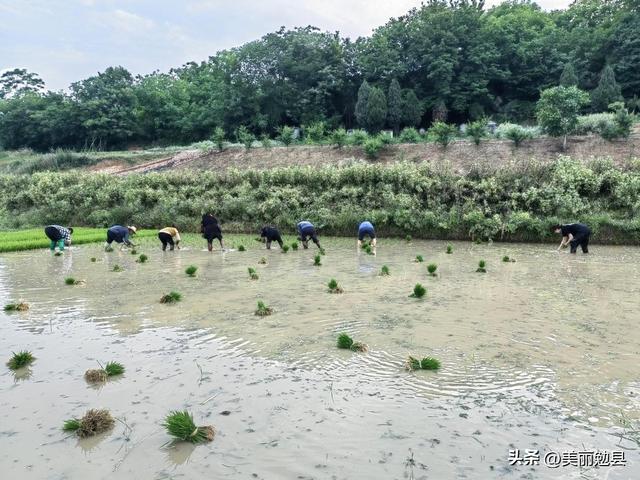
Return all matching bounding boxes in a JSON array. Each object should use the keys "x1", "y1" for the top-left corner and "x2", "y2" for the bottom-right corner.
[
  {"x1": 44, "y1": 224, "x2": 73, "y2": 252},
  {"x1": 201, "y1": 213, "x2": 225, "y2": 251},
  {"x1": 105, "y1": 225, "x2": 137, "y2": 250},
  {"x1": 551, "y1": 222, "x2": 591, "y2": 254},
  {"x1": 158, "y1": 225, "x2": 181, "y2": 251}
]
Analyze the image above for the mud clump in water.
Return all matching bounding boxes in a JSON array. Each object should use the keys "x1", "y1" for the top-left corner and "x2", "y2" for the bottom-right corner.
[
  {"x1": 63, "y1": 409, "x2": 115, "y2": 438},
  {"x1": 4, "y1": 302, "x2": 29, "y2": 312},
  {"x1": 84, "y1": 369, "x2": 108, "y2": 383}
]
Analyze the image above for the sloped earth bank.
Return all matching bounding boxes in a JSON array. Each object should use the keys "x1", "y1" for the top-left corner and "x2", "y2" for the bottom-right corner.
[{"x1": 0, "y1": 238, "x2": 638, "y2": 479}]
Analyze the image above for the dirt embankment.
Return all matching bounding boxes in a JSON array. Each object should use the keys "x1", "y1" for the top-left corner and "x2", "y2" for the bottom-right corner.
[{"x1": 98, "y1": 127, "x2": 640, "y2": 175}]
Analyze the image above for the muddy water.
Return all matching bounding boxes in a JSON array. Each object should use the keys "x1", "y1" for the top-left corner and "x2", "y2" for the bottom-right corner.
[{"x1": 1, "y1": 238, "x2": 638, "y2": 479}]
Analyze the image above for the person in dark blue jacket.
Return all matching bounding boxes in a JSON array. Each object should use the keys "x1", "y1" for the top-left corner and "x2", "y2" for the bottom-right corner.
[
  {"x1": 297, "y1": 221, "x2": 322, "y2": 250},
  {"x1": 260, "y1": 226, "x2": 284, "y2": 249},
  {"x1": 552, "y1": 223, "x2": 591, "y2": 254},
  {"x1": 105, "y1": 225, "x2": 137, "y2": 250},
  {"x1": 357, "y1": 221, "x2": 376, "y2": 248}
]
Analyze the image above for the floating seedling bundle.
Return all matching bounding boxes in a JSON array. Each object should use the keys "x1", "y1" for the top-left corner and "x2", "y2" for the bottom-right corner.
[
  {"x1": 160, "y1": 291, "x2": 182, "y2": 304},
  {"x1": 336, "y1": 333, "x2": 368, "y2": 352},
  {"x1": 409, "y1": 283, "x2": 426, "y2": 298},
  {"x1": 427, "y1": 263, "x2": 438, "y2": 276},
  {"x1": 63, "y1": 409, "x2": 115, "y2": 438},
  {"x1": 314, "y1": 255, "x2": 322, "y2": 266},
  {"x1": 185, "y1": 265, "x2": 198, "y2": 277},
  {"x1": 327, "y1": 278, "x2": 343, "y2": 294},
  {"x1": 477, "y1": 260, "x2": 487, "y2": 273},
  {"x1": 7, "y1": 351, "x2": 35, "y2": 370},
  {"x1": 248, "y1": 267, "x2": 259, "y2": 280},
  {"x1": 380, "y1": 265, "x2": 390, "y2": 276},
  {"x1": 405, "y1": 356, "x2": 441, "y2": 371},
  {"x1": 415, "y1": 255, "x2": 424, "y2": 263},
  {"x1": 136, "y1": 254, "x2": 148, "y2": 263},
  {"x1": 65, "y1": 277, "x2": 83, "y2": 285},
  {"x1": 84, "y1": 361, "x2": 125, "y2": 383},
  {"x1": 163, "y1": 411, "x2": 215, "y2": 444},
  {"x1": 255, "y1": 300, "x2": 273, "y2": 316},
  {"x1": 4, "y1": 302, "x2": 29, "y2": 312}
]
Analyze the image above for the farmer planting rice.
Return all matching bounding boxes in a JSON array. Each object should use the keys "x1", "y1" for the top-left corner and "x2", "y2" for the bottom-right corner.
[
  {"x1": 357, "y1": 221, "x2": 376, "y2": 249},
  {"x1": 552, "y1": 223, "x2": 592, "y2": 254},
  {"x1": 201, "y1": 212, "x2": 224, "y2": 251},
  {"x1": 260, "y1": 225, "x2": 284, "y2": 249},
  {"x1": 105, "y1": 225, "x2": 137, "y2": 250},
  {"x1": 44, "y1": 225, "x2": 73, "y2": 252},
  {"x1": 297, "y1": 220, "x2": 322, "y2": 250},
  {"x1": 158, "y1": 225, "x2": 181, "y2": 251}
]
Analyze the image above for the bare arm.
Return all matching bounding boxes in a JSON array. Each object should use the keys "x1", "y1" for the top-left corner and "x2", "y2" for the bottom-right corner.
[{"x1": 558, "y1": 235, "x2": 571, "y2": 250}]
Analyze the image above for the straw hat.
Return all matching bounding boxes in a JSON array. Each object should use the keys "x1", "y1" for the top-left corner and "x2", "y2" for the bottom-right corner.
[{"x1": 128, "y1": 226, "x2": 137, "y2": 234}]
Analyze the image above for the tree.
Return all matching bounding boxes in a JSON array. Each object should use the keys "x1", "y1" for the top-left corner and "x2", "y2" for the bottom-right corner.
[
  {"x1": 0, "y1": 69, "x2": 45, "y2": 99},
  {"x1": 387, "y1": 79, "x2": 402, "y2": 134},
  {"x1": 365, "y1": 87, "x2": 387, "y2": 133},
  {"x1": 429, "y1": 121, "x2": 458, "y2": 149},
  {"x1": 591, "y1": 65, "x2": 623, "y2": 112},
  {"x1": 355, "y1": 80, "x2": 371, "y2": 129},
  {"x1": 212, "y1": 127, "x2": 226, "y2": 151},
  {"x1": 236, "y1": 126, "x2": 255, "y2": 149},
  {"x1": 278, "y1": 126, "x2": 295, "y2": 146},
  {"x1": 466, "y1": 119, "x2": 487, "y2": 146},
  {"x1": 401, "y1": 89, "x2": 423, "y2": 128},
  {"x1": 536, "y1": 86, "x2": 590, "y2": 150},
  {"x1": 559, "y1": 63, "x2": 579, "y2": 87}
]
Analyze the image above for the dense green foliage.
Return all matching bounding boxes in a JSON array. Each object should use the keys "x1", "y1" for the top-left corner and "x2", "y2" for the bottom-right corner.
[
  {"x1": 0, "y1": 158, "x2": 639, "y2": 243},
  {"x1": 2, "y1": 2, "x2": 640, "y2": 151}
]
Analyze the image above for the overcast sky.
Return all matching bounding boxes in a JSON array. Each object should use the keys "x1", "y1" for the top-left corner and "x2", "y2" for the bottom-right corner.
[{"x1": 0, "y1": 0, "x2": 572, "y2": 91}]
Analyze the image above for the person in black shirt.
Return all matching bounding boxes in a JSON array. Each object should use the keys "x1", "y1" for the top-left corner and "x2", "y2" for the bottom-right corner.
[
  {"x1": 551, "y1": 223, "x2": 591, "y2": 254},
  {"x1": 201, "y1": 213, "x2": 225, "y2": 251},
  {"x1": 260, "y1": 226, "x2": 284, "y2": 249}
]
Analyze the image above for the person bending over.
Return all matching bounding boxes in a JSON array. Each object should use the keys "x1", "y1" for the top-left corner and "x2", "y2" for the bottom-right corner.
[
  {"x1": 105, "y1": 225, "x2": 137, "y2": 250},
  {"x1": 201, "y1": 213, "x2": 224, "y2": 251},
  {"x1": 45, "y1": 225, "x2": 73, "y2": 252},
  {"x1": 297, "y1": 220, "x2": 322, "y2": 250},
  {"x1": 357, "y1": 221, "x2": 377, "y2": 248},
  {"x1": 260, "y1": 226, "x2": 284, "y2": 249},
  {"x1": 552, "y1": 223, "x2": 591, "y2": 254},
  {"x1": 158, "y1": 225, "x2": 181, "y2": 251}
]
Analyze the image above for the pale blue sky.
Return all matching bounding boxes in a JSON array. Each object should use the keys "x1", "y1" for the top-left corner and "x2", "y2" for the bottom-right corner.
[{"x1": 0, "y1": 0, "x2": 572, "y2": 91}]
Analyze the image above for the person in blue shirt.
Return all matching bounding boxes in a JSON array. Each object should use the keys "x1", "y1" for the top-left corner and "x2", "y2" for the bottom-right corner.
[
  {"x1": 44, "y1": 225, "x2": 73, "y2": 252},
  {"x1": 297, "y1": 221, "x2": 322, "y2": 250},
  {"x1": 357, "y1": 221, "x2": 376, "y2": 248},
  {"x1": 105, "y1": 225, "x2": 137, "y2": 250}
]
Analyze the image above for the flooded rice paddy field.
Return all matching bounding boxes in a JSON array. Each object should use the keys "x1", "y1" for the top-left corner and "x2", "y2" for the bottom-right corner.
[{"x1": 1, "y1": 236, "x2": 639, "y2": 479}]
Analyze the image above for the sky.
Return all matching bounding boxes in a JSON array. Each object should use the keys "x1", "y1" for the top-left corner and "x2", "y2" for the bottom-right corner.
[{"x1": 0, "y1": 0, "x2": 572, "y2": 91}]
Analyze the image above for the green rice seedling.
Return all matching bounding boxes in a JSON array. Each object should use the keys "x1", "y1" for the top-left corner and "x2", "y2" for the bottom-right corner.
[
  {"x1": 163, "y1": 411, "x2": 215, "y2": 443},
  {"x1": 410, "y1": 283, "x2": 426, "y2": 298},
  {"x1": 420, "y1": 357, "x2": 441, "y2": 370},
  {"x1": 337, "y1": 333, "x2": 354, "y2": 349},
  {"x1": 319, "y1": 248, "x2": 326, "y2": 256},
  {"x1": 112, "y1": 264, "x2": 123, "y2": 272},
  {"x1": 160, "y1": 291, "x2": 182, "y2": 304},
  {"x1": 104, "y1": 361, "x2": 125, "y2": 376},
  {"x1": 63, "y1": 409, "x2": 114, "y2": 438},
  {"x1": 136, "y1": 254, "x2": 148, "y2": 263},
  {"x1": 105, "y1": 245, "x2": 114, "y2": 252},
  {"x1": 446, "y1": 244, "x2": 453, "y2": 254},
  {"x1": 405, "y1": 235, "x2": 412, "y2": 242},
  {"x1": 185, "y1": 265, "x2": 198, "y2": 277},
  {"x1": 248, "y1": 267, "x2": 259, "y2": 280},
  {"x1": 65, "y1": 277, "x2": 80, "y2": 285},
  {"x1": 90, "y1": 257, "x2": 97, "y2": 262},
  {"x1": 405, "y1": 356, "x2": 421, "y2": 371},
  {"x1": 255, "y1": 300, "x2": 273, "y2": 316},
  {"x1": 4, "y1": 302, "x2": 29, "y2": 312},
  {"x1": 238, "y1": 245, "x2": 246, "y2": 252},
  {"x1": 314, "y1": 254, "x2": 322, "y2": 266},
  {"x1": 350, "y1": 341, "x2": 369, "y2": 352},
  {"x1": 327, "y1": 278, "x2": 343, "y2": 294},
  {"x1": 415, "y1": 255, "x2": 424, "y2": 263},
  {"x1": 477, "y1": 259, "x2": 487, "y2": 273},
  {"x1": 258, "y1": 257, "x2": 267, "y2": 265},
  {"x1": 7, "y1": 350, "x2": 35, "y2": 370},
  {"x1": 291, "y1": 241, "x2": 299, "y2": 251},
  {"x1": 427, "y1": 263, "x2": 438, "y2": 276},
  {"x1": 364, "y1": 244, "x2": 373, "y2": 255},
  {"x1": 503, "y1": 255, "x2": 516, "y2": 263},
  {"x1": 380, "y1": 265, "x2": 390, "y2": 276},
  {"x1": 282, "y1": 245, "x2": 290, "y2": 253},
  {"x1": 130, "y1": 249, "x2": 138, "y2": 255}
]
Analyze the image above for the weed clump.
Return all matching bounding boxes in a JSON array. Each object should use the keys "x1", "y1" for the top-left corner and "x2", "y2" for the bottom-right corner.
[
  {"x1": 406, "y1": 356, "x2": 442, "y2": 371},
  {"x1": 410, "y1": 283, "x2": 426, "y2": 298},
  {"x1": 238, "y1": 245, "x2": 246, "y2": 252},
  {"x1": 160, "y1": 291, "x2": 182, "y2": 304},
  {"x1": 337, "y1": 333, "x2": 354, "y2": 349},
  {"x1": 63, "y1": 409, "x2": 115, "y2": 438},
  {"x1": 415, "y1": 255, "x2": 424, "y2": 263},
  {"x1": 258, "y1": 257, "x2": 267, "y2": 265},
  {"x1": 446, "y1": 244, "x2": 453, "y2": 254},
  {"x1": 248, "y1": 267, "x2": 259, "y2": 280},
  {"x1": 380, "y1": 265, "x2": 390, "y2": 276},
  {"x1": 185, "y1": 265, "x2": 198, "y2": 277},
  {"x1": 112, "y1": 264, "x2": 123, "y2": 272},
  {"x1": 4, "y1": 302, "x2": 29, "y2": 312},
  {"x1": 291, "y1": 241, "x2": 299, "y2": 251},
  {"x1": 477, "y1": 259, "x2": 487, "y2": 273},
  {"x1": 327, "y1": 278, "x2": 344, "y2": 294},
  {"x1": 136, "y1": 254, "x2": 148, "y2": 263},
  {"x1": 502, "y1": 255, "x2": 516, "y2": 263},
  {"x1": 255, "y1": 300, "x2": 273, "y2": 316},
  {"x1": 163, "y1": 411, "x2": 215, "y2": 444},
  {"x1": 7, "y1": 351, "x2": 35, "y2": 370},
  {"x1": 282, "y1": 245, "x2": 290, "y2": 253},
  {"x1": 314, "y1": 254, "x2": 322, "y2": 266},
  {"x1": 427, "y1": 263, "x2": 438, "y2": 276}
]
